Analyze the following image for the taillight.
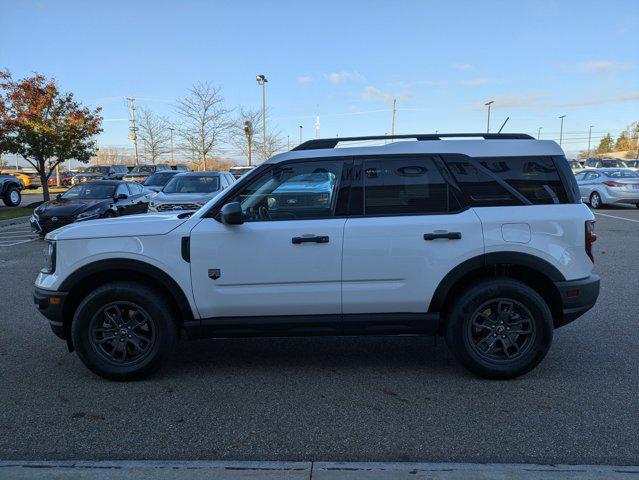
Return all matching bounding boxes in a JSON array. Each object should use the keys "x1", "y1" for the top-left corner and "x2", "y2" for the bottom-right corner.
[
  {"x1": 585, "y1": 220, "x2": 596, "y2": 262},
  {"x1": 603, "y1": 181, "x2": 624, "y2": 187}
]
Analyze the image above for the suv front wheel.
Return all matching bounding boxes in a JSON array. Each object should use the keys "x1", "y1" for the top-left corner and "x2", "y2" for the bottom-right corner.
[
  {"x1": 445, "y1": 278, "x2": 553, "y2": 379},
  {"x1": 71, "y1": 281, "x2": 178, "y2": 381}
]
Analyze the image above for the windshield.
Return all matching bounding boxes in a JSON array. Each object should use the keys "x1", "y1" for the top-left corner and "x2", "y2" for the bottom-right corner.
[
  {"x1": 85, "y1": 166, "x2": 108, "y2": 174},
  {"x1": 143, "y1": 172, "x2": 177, "y2": 186},
  {"x1": 163, "y1": 175, "x2": 220, "y2": 193},
  {"x1": 131, "y1": 165, "x2": 155, "y2": 173},
  {"x1": 61, "y1": 183, "x2": 116, "y2": 199},
  {"x1": 604, "y1": 170, "x2": 639, "y2": 178}
]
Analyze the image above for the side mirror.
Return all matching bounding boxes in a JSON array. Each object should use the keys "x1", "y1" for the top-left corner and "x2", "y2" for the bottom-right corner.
[
  {"x1": 56, "y1": 193, "x2": 62, "y2": 200},
  {"x1": 116, "y1": 193, "x2": 128, "y2": 200},
  {"x1": 220, "y1": 201, "x2": 244, "y2": 225}
]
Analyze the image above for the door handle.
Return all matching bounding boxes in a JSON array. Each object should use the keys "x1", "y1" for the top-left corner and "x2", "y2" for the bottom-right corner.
[
  {"x1": 423, "y1": 231, "x2": 462, "y2": 240},
  {"x1": 292, "y1": 235, "x2": 329, "y2": 245}
]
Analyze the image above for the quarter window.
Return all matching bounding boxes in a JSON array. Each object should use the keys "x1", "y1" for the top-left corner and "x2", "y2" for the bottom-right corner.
[
  {"x1": 234, "y1": 160, "x2": 343, "y2": 221},
  {"x1": 362, "y1": 157, "x2": 459, "y2": 215}
]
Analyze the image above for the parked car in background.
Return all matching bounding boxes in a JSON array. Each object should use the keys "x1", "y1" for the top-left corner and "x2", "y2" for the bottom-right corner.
[
  {"x1": 229, "y1": 165, "x2": 255, "y2": 179},
  {"x1": 47, "y1": 171, "x2": 74, "y2": 187},
  {"x1": 0, "y1": 174, "x2": 23, "y2": 206},
  {"x1": 72, "y1": 165, "x2": 129, "y2": 185},
  {"x1": 148, "y1": 171, "x2": 233, "y2": 212},
  {"x1": 624, "y1": 159, "x2": 639, "y2": 171},
  {"x1": 123, "y1": 164, "x2": 172, "y2": 183},
  {"x1": 1, "y1": 170, "x2": 41, "y2": 189},
  {"x1": 31, "y1": 180, "x2": 151, "y2": 234},
  {"x1": 583, "y1": 158, "x2": 628, "y2": 169},
  {"x1": 575, "y1": 168, "x2": 639, "y2": 209},
  {"x1": 141, "y1": 170, "x2": 181, "y2": 193},
  {"x1": 568, "y1": 160, "x2": 585, "y2": 174}
]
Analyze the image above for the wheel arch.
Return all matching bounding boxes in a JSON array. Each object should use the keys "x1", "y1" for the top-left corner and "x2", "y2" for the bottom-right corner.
[
  {"x1": 60, "y1": 259, "x2": 195, "y2": 345},
  {"x1": 429, "y1": 252, "x2": 565, "y2": 330},
  {"x1": 1, "y1": 180, "x2": 21, "y2": 195}
]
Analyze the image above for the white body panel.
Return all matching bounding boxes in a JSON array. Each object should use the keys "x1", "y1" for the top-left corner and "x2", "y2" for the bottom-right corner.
[
  {"x1": 341, "y1": 210, "x2": 484, "y2": 313},
  {"x1": 188, "y1": 218, "x2": 346, "y2": 318},
  {"x1": 473, "y1": 204, "x2": 595, "y2": 281}
]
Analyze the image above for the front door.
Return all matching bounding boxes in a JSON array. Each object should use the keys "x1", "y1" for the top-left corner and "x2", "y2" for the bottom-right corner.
[{"x1": 189, "y1": 158, "x2": 349, "y2": 334}]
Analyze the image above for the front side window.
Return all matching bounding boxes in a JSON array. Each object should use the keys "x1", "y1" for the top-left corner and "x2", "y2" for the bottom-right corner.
[
  {"x1": 363, "y1": 157, "x2": 457, "y2": 215},
  {"x1": 235, "y1": 160, "x2": 343, "y2": 221},
  {"x1": 604, "y1": 169, "x2": 639, "y2": 178},
  {"x1": 62, "y1": 184, "x2": 116, "y2": 199}
]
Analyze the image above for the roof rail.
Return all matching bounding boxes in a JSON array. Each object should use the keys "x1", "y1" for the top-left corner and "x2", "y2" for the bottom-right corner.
[{"x1": 292, "y1": 133, "x2": 535, "y2": 151}]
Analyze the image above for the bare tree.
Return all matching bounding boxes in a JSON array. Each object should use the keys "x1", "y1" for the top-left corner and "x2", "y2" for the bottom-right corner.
[
  {"x1": 230, "y1": 106, "x2": 286, "y2": 163},
  {"x1": 175, "y1": 82, "x2": 230, "y2": 170},
  {"x1": 92, "y1": 147, "x2": 133, "y2": 166},
  {"x1": 137, "y1": 108, "x2": 171, "y2": 164}
]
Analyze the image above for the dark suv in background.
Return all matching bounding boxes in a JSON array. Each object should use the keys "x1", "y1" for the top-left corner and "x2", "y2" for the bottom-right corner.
[{"x1": 72, "y1": 165, "x2": 129, "y2": 184}]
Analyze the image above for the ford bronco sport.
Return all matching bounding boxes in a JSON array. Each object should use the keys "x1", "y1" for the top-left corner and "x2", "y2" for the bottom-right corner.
[{"x1": 34, "y1": 133, "x2": 600, "y2": 380}]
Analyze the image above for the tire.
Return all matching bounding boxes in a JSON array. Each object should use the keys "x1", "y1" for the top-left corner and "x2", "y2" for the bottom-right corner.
[
  {"x1": 445, "y1": 278, "x2": 553, "y2": 380},
  {"x1": 102, "y1": 210, "x2": 115, "y2": 218},
  {"x1": 589, "y1": 191, "x2": 603, "y2": 209},
  {"x1": 2, "y1": 186, "x2": 21, "y2": 207},
  {"x1": 71, "y1": 281, "x2": 178, "y2": 381}
]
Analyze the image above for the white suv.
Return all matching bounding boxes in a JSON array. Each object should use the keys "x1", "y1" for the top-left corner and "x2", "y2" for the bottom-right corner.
[{"x1": 34, "y1": 133, "x2": 600, "y2": 381}]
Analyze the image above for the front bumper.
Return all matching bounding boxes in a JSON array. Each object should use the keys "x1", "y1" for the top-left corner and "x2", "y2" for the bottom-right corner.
[
  {"x1": 34, "y1": 286, "x2": 68, "y2": 339},
  {"x1": 554, "y1": 274, "x2": 600, "y2": 328}
]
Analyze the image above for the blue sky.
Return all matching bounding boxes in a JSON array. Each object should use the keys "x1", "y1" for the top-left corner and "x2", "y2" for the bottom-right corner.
[{"x1": 2, "y1": 0, "x2": 638, "y2": 161}]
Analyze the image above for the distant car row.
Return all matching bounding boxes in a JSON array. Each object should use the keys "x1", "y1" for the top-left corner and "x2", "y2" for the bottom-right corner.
[
  {"x1": 30, "y1": 171, "x2": 236, "y2": 234},
  {"x1": 71, "y1": 163, "x2": 190, "y2": 185},
  {"x1": 569, "y1": 158, "x2": 639, "y2": 173}
]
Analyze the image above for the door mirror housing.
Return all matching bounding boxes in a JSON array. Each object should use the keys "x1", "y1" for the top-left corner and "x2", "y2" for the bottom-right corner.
[
  {"x1": 56, "y1": 193, "x2": 62, "y2": 200},
  {"x1": 220, "y1": 201, "x2": 244, "y2": 225},
  {"x1": 116, "y1": 193, "x2": 128, "y2": 200}
]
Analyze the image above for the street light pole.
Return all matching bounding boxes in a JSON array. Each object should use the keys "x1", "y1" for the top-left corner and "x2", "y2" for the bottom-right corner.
[
  {"x1": 299, "y1": 125, "x2": 303, "y2": 144},
  {"x1": 559, "y1": 115, "x2": 566, "y2": 146},
  {"x1": 168, "y1": 127, "x2": 175, "y2": 163},
  {"x1": 537, "y1": 127, "x2": 542, "y2": 139},
  {"x1": 587, "y1": 125, "x2": 594, "y2": 158},
  {"x1": 256, "y1": 74, "x2": 268, "y2": 160},
  {"x1": 485, "y1": 100, "x2": 494, "y2": 133},
  {"x1": 244, "y1": 121, "x2": 253, "y2": 166}
]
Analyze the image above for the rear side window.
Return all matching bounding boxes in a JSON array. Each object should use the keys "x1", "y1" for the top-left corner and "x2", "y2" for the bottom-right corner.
[
  {"x1": 447, "y1": 156, "x2": 569, "y2": 206},
  {"x1": 362, "y1": 157, "x2": 459, "y2": 215}
]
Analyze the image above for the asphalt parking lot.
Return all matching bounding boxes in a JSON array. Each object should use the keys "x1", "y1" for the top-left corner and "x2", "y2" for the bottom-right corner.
[{"x1": 0, "y1": 209, "x2": 637, "y2": 466}]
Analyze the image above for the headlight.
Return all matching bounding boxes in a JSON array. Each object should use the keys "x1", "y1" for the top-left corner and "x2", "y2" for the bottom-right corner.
[
  {"x1": 42, "y1": 241, "x2": 56, "y2": 274},
  {"x1": 76, "y1": 207, "x2": 102, "y2": 220}
]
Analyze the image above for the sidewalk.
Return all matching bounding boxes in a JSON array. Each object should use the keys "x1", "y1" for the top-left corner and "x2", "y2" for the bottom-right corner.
[{"x1": 0, "y1": 461, "x2": 637, "y2": 479}]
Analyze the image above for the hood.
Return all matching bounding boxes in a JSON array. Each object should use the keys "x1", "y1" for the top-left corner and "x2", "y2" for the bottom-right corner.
[
  {"x1": 46, "y1": 213, "x2": 189, "y2": 241},
  {"x1": 36, "y1": 198, "x2": 110, "y2": 217},
  {"x1": 153, "y1": 191, "x2": 217, "y2": 203}
]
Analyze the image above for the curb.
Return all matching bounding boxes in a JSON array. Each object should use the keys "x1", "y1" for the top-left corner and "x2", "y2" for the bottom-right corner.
[{"x1": 0, "y1": 461, "x2": 637, "y2": 479}]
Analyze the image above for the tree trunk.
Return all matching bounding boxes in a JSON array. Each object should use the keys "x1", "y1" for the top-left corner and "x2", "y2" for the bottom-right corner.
[{"x1": 40, "y1": 171, "x2": 50, "y2": 202}]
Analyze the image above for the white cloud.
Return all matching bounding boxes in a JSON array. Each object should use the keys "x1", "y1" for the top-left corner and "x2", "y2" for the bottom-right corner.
[
  {"x1": 453, "y1": 63, "x2": 474, "y2": 70},
  {"x1": 326, "y1": 71, "x2": 365, "y2": 85},
  {"x1": 297, "y1": 75, "x2": 313, "y2": 84},
  {"x1": 361, "y1": 86, "x2": 413, "y2": 104},
  {"x1": 571, "y1": 60, "x2": 634, "y2": 74},
  {"x1": 459, "y1": 77, "x2": 493, "y2": 86}
]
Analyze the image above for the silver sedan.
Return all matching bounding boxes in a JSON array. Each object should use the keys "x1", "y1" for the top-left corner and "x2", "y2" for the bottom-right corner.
[{"x1": 575, "y1": 168, "x2": 639, "y2": 209}]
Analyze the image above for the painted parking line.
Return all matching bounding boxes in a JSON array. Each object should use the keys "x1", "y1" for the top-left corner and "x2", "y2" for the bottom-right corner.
[
  {"x1": 595, "y1": 212, "x2": 639, "y2": 223},
  {"x1": 0, "y1": 224, "x2": 39, "y2": 247}
]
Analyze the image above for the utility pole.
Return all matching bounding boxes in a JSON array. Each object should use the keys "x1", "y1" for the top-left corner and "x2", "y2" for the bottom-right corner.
[
  {"x1": 127, "y1": 97, "x2": 139, "y2": 165},
  {"x1": 485, "y1": 100, "x2": 494, "y2": 133},
  {"x1": 168, "y1": 127, "x2": 175, "y2": 163},
  {"x1": 558, "y1": 115, "x2": 566, "y2": 146},
  {"x1": 287, "y1": 135, "x2": 290, "y2": 151},
  {"x1": 587, "y1": 125, "x2": 594, "y2": 158},
  {"x1": 391, "y1": 98, "x2": 397, "y2": 140},
  {"x1": 315, "y1": 104, "x2": 321, "y2": 139},
  {"x1": 244, "y1": 121, "x2": 253, "y2": 166},
  {"x1": 256, "y1": 74, "x2": 268, "y2": 160},
  {"x1": 537, "y1": 127, "x2": 542, "y2": 139},
  {"x1": 299, "y1": 125, "x2": 303, "y2": 144}
]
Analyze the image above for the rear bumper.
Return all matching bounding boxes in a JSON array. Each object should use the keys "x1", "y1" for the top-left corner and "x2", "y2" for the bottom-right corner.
[
  {"x1": 34, "y1": 287, "x2": 67, "y2": 339},
  {"x1": 553, "y1": 274, "x2": 600, "y2": 328}
]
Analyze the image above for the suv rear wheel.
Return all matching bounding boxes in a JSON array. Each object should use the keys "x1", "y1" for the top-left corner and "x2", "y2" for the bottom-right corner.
[
  {"x1": 71, "y1": 281, "x2": 178, "y2": 381},
  {"x1": 3, "y1": 186, "x2": 21, "y2": 206},
  {"x1": 445, "y1": 278, "x2": 553, "y2": 379}
]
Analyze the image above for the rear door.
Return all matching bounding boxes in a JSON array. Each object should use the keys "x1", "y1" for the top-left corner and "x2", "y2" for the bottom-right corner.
[
  {"x1": 341, "y1": 155, "x2": 484, "y2": 333},
  {"x1": 127, "y1": 182, "x2": 150, "y2": 213}
]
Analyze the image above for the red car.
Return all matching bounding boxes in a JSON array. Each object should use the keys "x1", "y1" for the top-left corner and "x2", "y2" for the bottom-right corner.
[{"x1": 47, "y1": 172, "x2": 74, "y2": 187}]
